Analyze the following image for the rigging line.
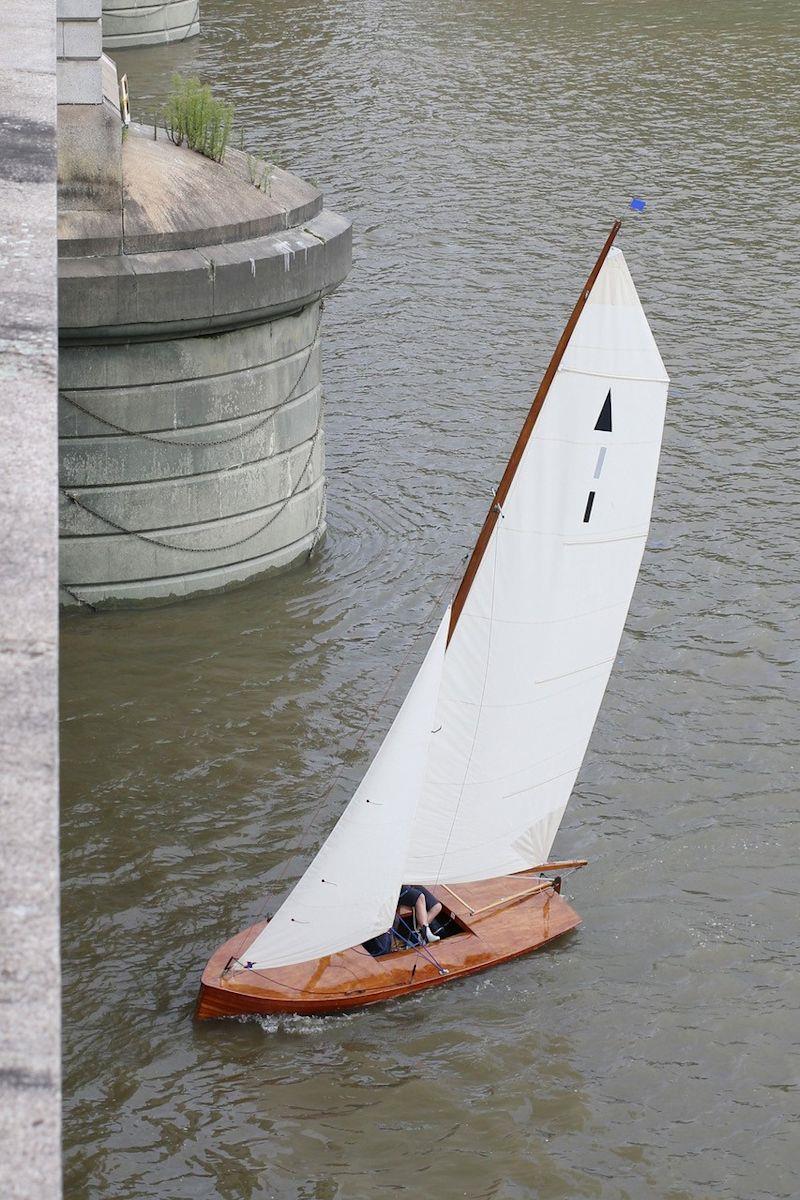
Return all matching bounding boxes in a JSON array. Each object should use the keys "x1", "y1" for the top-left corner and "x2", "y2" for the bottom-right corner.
[
  {"x1": 232, "y1": 924, "x2": 413, "y2": 991},
  {"x1": 59, "y1": 304, "x2": 323, "y2": 449},
  {"x1": 394, "y1": 914, "x2": 421, "y2": 950},
  {"x1": 228, "y1": 550, "x2": 468, "y2": 966},
  {"x1": 395, "y1": 915, "x2": 449, "y2": 974},
  {"x1": 433, "y1": 528, "x2": 500, "y2": 886},
  {"x1": 230, "y1": 940, "x2": 395, "y2": 996},
  {"x1": 230, "y1": 965, "x2": 364, "y2": 997},
  {"x1": 229, "y1": 939, "x2": 441, "y2": 996}
]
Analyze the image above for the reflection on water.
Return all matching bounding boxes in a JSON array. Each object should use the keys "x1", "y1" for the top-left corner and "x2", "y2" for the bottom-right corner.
[{"x1": 61, "y1": 2, "x2": 799, "y2": 1197}]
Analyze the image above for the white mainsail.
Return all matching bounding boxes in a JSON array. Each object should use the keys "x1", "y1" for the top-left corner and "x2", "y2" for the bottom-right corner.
[
  {"x1": 242, "y1": 240, "x2": 668, "y2": 970},
  {"x1": 242, "y1": 610, "x2": 450, "y2": 969},
  {"x1": 404, "y1": 246, "x2": 669, "y2": 882}
]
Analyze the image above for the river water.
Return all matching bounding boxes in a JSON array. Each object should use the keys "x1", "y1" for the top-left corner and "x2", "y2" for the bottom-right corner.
[{"x1": 60, "y1": 2, "x2": 799, "y2": 1197}]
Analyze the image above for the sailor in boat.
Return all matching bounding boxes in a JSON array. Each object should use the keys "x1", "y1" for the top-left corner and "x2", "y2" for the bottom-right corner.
[
  {"x1": 398, "y1": 884, "x2": 442, "y2": 944},
  {"x1": 362, "y1": 884, "x2": 444, "y2": 956}
]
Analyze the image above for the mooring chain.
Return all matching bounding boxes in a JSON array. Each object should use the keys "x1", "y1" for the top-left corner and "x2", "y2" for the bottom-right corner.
[
  {"x1": 62, "y1": 397, "x2": 324, "y2": 556},
  {"x1": 59, "y1": 304, "x2": 323, "y2": 450},
  {"x1": 60, "y1": 304, "x2": 327, "y2": 606},
  {"x1": 107, "y1": 0, "x2": 199, "y2": 30}
]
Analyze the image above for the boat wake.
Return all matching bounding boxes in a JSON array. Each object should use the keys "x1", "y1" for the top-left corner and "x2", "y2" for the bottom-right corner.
[{"x1": 245, "y1": 1010, "x2": 359, "y2": 1036}]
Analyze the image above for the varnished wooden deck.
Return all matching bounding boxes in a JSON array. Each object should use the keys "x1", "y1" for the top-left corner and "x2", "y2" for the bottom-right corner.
[{"x1": 196, "y1": 874, "x2": 581, "y2": 1019}]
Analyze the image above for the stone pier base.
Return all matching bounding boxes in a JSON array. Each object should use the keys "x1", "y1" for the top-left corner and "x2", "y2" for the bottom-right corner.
[
  {"x1": 60, "y1": 304, "x2": 327, "y2": 607},
  {"x1": 102, "y1": 0, "x2": 200, "y2": 49},
  {"x1": 58, "y1": 123, "x2": 351, "y2": 608}
]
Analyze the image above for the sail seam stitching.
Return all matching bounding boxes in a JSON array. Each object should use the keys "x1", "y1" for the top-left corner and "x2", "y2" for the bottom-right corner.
[
  {"x1": 457, "y1": 599, "x2": 632, "y2": 627},
  {"x1": 531, "y1": 435, "x2": 659, "y2": 447},
  {"x1": 558, "y1": 367, "x2": 668, "y2": 383},
  {"x1": 443, "y1": 668, "x2": 609, "y2": 710}
]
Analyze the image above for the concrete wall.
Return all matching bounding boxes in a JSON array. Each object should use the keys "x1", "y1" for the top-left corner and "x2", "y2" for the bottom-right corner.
[
  {"x1": 57, "y1": 0, "x2": 122, "y2": 216},
  {"x1": 102, "y1": 0, "x2": 200, "y2": 48},
  {"x1": 0, "y1": 2, "x2": 62, "y2": 1198},
  {"x1": 58, "y1": 125, "x2": 352, "y2": 608},
  {"x1": 57, "y1": 0, "x2": 102, "y2": 103}
]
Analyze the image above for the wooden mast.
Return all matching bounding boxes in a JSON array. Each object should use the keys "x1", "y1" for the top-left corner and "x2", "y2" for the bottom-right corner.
[{"x1": 447, "y1": 220, "x2": 622, "y2": 644}]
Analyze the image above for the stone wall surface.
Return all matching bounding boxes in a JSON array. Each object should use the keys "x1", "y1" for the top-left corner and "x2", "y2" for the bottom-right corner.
[
  {"x1": 59, "y1": 305, "x2": 328, "y2": 606},
  {"x1": 57, "y1": 0, "x2": 123, "y2": 218},
  {"x1": 102, "y1": 0, "x2": 200, "y2": 49},
  {"x1": 59, "y1": 124, "x2": 352, "y2": 608},
  {"x1": 57, "y1": 0, "x2": 102, "y2": 103},
  {"x1": 0, "y1": 2, "x2": 62, "y2": 1198}
]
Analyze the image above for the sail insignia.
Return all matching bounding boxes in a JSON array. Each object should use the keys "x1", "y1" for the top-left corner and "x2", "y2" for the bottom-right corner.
[{"x1": 594, "y1": 390, "x2": 613, "y2": 432}]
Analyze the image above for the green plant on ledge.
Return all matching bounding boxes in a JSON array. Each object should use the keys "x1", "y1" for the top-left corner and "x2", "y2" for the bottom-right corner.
[
  {"x1": 163, "y1": 74, "x2": 233, "y2": 164},
  {"x1": 247, "y1": 151, "x2": 275, "y2": 196}
]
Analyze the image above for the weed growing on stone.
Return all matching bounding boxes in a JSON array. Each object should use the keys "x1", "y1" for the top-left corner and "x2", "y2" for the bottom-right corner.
[
  {"x1": 163, "y1": 75, "x2": 233, "y2": 164},
  {"x1": 247, "y1": 152, "x2": 275, "y2": 196}
]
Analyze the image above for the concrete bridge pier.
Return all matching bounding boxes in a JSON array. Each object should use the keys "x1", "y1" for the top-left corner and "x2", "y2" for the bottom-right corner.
[
  {"x1": 57, "y1": 15, "x2": 351, "y2": 608},
  {"x1": 1, "y1": 3, "x2": 60, "y2": 1199},
  {"x1": 101, "y1": 0, "x2": 200, "y2": 49},
  {"x1": 58, "y1": 117, "x2": 351, "y2": 608}
]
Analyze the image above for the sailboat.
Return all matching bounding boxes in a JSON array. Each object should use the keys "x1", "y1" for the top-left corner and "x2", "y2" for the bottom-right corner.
[{"x1": 196, "y1": 219, "x2": 669, "y2": 1019}]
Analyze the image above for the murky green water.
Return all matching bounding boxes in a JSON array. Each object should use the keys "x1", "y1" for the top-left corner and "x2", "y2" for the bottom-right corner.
[{"x1": 61, "y1": 2, "x2": 799, "y2": 1197}]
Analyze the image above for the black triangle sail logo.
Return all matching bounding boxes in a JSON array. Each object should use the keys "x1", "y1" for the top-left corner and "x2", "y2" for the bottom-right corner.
[{"x1": 595, "y1": 390, "x2": 612, "y2": 432}]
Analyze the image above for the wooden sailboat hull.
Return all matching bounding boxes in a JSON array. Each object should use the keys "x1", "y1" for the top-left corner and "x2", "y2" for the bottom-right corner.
[{"x1": 196, "y1": 876, "x2": 581, "y2": 1019}]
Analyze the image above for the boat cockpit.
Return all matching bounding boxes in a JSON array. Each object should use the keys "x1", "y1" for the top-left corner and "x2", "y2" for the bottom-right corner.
[{"x1": 363, "y1": 903, "x2": 466, "y2": 957}]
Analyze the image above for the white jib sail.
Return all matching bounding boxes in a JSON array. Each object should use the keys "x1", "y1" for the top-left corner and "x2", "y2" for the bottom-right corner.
[
  {"x1": 242, "y1": 609, "x2": 451, "y2": 969},
  {"x1": 404, "y1": 246, "x2": 669, "y2": 883}
]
